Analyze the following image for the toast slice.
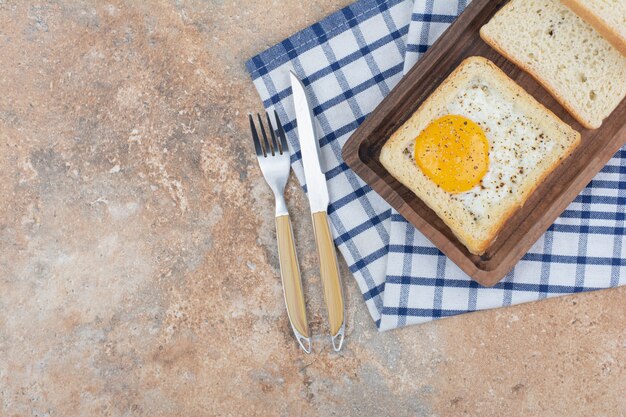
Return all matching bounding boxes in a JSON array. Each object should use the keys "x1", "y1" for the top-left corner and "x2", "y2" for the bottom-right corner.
[
  {"x1": 561, "y1": 0, "x2": 626, "y2": 56},
  {"x1": 380, "y1": 57, "x2": 580, "y2": 255},
  {"x1": 480, "y1": 0, "x2": 626, "y2": 129}
]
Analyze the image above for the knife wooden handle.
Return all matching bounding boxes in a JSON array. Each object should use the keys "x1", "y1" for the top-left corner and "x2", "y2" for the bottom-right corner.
[
  {"x1": 275, "y1": 215, "x2": 310, "y2": 349},
  {"x1": 311, "y1": 211, "x2": 345, "y2": 346}
]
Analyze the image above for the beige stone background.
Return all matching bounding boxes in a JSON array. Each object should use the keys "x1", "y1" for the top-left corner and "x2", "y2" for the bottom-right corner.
[{"x1": 0, "y1": 1, "x2": 624, "y2": 416}]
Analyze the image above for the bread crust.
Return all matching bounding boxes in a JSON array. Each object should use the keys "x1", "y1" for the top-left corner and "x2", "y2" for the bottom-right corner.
[
  {"x1": 560, "y1": 0, "x2": 626, "y2": 56},
  {"x1": 380, "y1": 57, "x2": 580, "y2": 255}
]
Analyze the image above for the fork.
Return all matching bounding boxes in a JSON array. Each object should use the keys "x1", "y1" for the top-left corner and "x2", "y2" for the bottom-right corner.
[{"x1": 249, "y1": 111, "x2": 311, "y2": 353}]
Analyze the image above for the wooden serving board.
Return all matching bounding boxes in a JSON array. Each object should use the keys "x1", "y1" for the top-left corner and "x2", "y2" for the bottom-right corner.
[{"x1": 342, "y1": 0, "x2": 626, "y2": 287}]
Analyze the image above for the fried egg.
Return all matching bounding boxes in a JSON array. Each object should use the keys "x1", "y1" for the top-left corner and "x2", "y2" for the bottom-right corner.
[
  {"x1": 381, "y1": 56, "x2": 580, "y2": 255},
  {"x1": 407, "y1": 81, "x2": 557, "y2": 218}
]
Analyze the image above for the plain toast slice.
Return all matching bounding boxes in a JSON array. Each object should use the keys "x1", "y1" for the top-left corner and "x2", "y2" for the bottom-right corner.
[{"x1": 480, "y1": 0, "x2": 626, "y2": 129}]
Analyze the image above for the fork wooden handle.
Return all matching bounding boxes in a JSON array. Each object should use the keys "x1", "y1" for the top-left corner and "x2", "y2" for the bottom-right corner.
[
  {"x1": 275, "y1": 215, "x2": 310, "y2": 350},
  {"x1": 311, "y1": 211, "x2": 345, "y2": 350}
]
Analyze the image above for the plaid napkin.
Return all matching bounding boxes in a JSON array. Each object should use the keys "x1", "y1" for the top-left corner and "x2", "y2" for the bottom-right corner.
[{"x1": 246, "y1": 0, "x2": 626, "y2": 331}]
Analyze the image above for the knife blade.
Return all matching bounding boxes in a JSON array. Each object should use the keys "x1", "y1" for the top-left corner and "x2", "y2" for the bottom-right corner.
[
  {"x1": 290, "y1": 71, "x2": 346, "y2": 351},
  {"x1": 290, "y1": 73, "x2": 329, "y2": 213}
]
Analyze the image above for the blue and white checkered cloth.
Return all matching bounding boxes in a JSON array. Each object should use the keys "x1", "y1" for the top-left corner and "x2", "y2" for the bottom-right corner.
[{"x1": 246, "y1": 0, "x2": 626, "y2": 331}]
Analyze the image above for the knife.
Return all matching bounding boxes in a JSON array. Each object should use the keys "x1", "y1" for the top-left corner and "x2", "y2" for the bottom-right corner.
[{"x1": 290, "y1": 71, "x2": 346, "y2": 352}]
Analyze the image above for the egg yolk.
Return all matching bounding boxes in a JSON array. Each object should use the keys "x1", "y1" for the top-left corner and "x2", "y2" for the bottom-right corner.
[{"x1": 414, "y1": 115, "x2": 489, "y2": 193}]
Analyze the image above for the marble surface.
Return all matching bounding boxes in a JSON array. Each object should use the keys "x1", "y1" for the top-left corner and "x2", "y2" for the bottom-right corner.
[{"x1": 0, "y1": 1, "x2": 624, "y2": 416}]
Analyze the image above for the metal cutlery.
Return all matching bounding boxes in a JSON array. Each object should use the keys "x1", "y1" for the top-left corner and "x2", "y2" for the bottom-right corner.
[
  {"x1": 290, "y1": 71, "x2": 346, "y2": 352},
  {"x1": 249, "y1": 111, "x2": 311, "y2": 354}
]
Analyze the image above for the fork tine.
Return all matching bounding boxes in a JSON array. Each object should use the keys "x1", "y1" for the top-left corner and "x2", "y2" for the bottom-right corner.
[
  {"x1": 274, "y1": 110, "x2": 289, "y2": 154},
  {"x1": 257, "y1": 113, "x2": 274, "y2": 156},
  {"x1": 249, "y1": 114, "x2": 265, "y2": 157},
  {"x1": 266, "y1": 112, "x2": 281, "y2": 154}
]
